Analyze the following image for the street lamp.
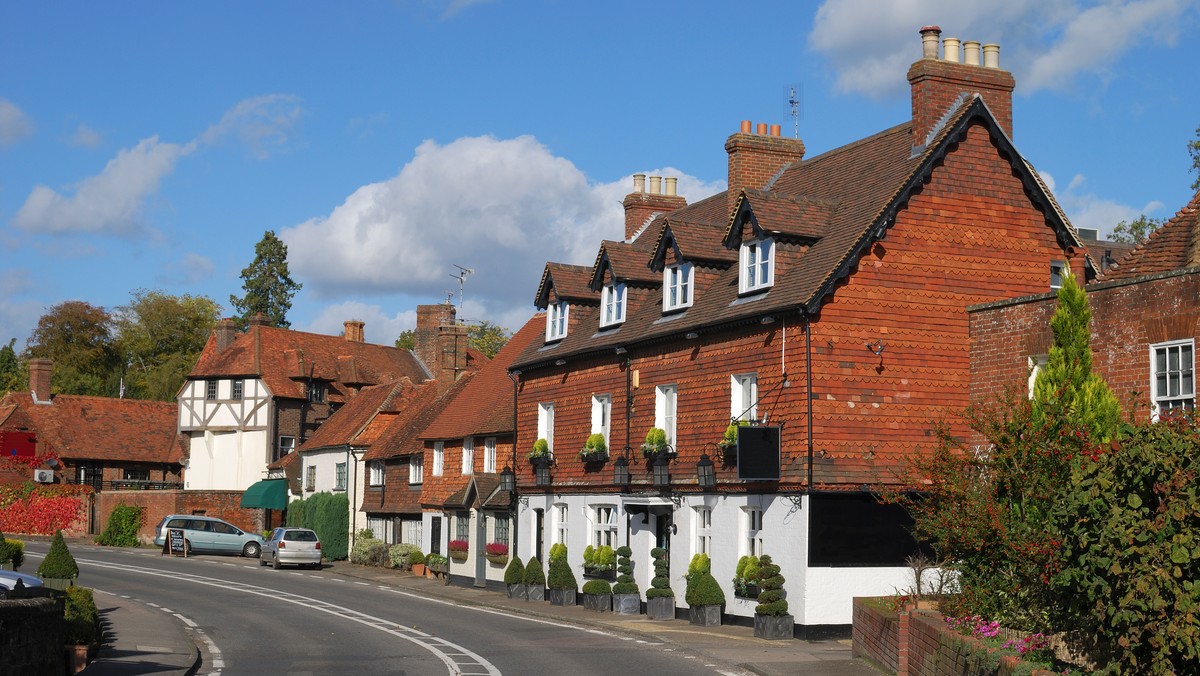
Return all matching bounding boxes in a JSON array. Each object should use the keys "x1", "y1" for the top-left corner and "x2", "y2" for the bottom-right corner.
[
  {"x1": 696, "y1": 452, "x2": 715, "y2": 490},
  {"x1": 613, "y1": 455, "x2": 630, "y2": 488},
  {"x1": 499, "y1": 466, "x2": 515, "y2": 493},
  {"x1": 535, "y1": 463, "x2": 552, "y2": 487},
  {"x1": 652, "y1": 454, "x2": 671, "y2": 487}
]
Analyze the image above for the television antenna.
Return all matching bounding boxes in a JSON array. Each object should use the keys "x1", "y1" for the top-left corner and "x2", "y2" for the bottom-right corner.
[
  {"x1": 450, "y1": 264, "x2": 474, "y2": 319},
  {"x1": 784, "y1": 85, "x2": 803, "y2": 139}
]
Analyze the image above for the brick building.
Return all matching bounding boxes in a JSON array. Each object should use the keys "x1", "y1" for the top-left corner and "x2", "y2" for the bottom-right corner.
[{"x1": 507, "y1": 26, "x2": 1095, "y2": 635}]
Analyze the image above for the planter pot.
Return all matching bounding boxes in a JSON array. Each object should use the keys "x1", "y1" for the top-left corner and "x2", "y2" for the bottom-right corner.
[
  {"x1": 525, "y1": 585, "x2": 545, "y2": 601},
  {"x1": 753, "y1": 613, "x2": 795, "y2": 640},
  {"x1": 66, "y1": 644, "x2": 90, "y2": 674},
  {"x1": 410, "y1": 563, "x2": 426, "y2": 577},
  {"x1": 448, "y1": 551, "x2": 468, "y2": 562},
  {"x1": 507, "y1": 583, "x2": 527, "y2": 600},
  {"x1": 41, "y1": 577, "x2": 75, "y2": 591},
  {"x1": 647, "y1": 596, "x2": 675, "y2": 621},
  {"x1": 486, "y1": 554, "x2": 509, "y2": 566},
  {"x1": 582, "y1": 568, "x2": 616, "y2": 581},
  {"x1": 689, "y1": 605, "x2": 723, "y2": 627},
  {"x1": 582, "y1": 593, "x2": 611, "y2": 612},
  {"x1": 612, "y1": 593, "x2": 641, "y2": 615},
  {"x1": 579, "y1": 451, "x2": 609, "y2": 463},
  {"x1": 547, "y1": 588, "x2": 577, "y2": 606},
  {"x1": 734, "y1": 583, "x2": 760, "y2": 599}
]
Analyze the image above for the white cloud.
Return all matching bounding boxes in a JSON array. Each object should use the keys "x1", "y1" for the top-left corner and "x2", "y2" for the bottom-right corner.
[
  {"x1": 808, "y1": 0, "x2": 1191, "y2": 97},
  {"x1": 303, "y1": 301, "x2": 417, "y2": 345},
  {"x1": 155, "y1": 253, "x2": 216, "y2": 286},
  {"x1": 283, "y1": 135, "x2": 722, "y2": 332},
  {"x1": 69, "y1": 123, "x2": 102, "y2": 148},
  {"x1": 13, "y1": 136, "x2": 192, "y2": 235},
  {"x1": 0, "y1": 99, "x2": 35, "y2": 146},
  {"x1": 1041, "y1": 170, "x2": 1166, "y2": 237},
  {"x1": 0, "y1": 269, "x2": 41, "y2": 347},
  {"x1": 200, "y1": 93, "x2": 302, "y2": 159}
]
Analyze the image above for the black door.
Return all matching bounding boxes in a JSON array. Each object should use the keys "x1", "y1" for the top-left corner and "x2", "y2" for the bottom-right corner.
[
  {"x1": 534, "y1": 509, "x2": 544, "y2": 562},
  {"x1": 431, "y1": 516, "x2": 442, "y2": 554},
  {"x1": 653, "y1": 509, "x2": 672, "y2": 551}
]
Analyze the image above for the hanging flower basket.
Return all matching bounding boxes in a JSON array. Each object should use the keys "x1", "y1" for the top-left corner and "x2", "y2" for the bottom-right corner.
[
  {"x1": 486, "y1": 554, "x2": 509, "y2": 565},
  {"x1": 485, "y1": 542, "x2": 508, "y2": 565},
  {"x1": 448, "y1": 540, "x2": 469, "y2": 562}
]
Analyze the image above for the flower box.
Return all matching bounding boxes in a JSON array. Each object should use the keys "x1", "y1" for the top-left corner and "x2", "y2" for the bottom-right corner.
[
  {"x1": 612, "y1": 593, "x2": 641, "y2": 615},
  {"x1": 578, "y1": 450, "x2": 609, "y2": 463},
  {"x1": 486, "y1": 554, "x2": 509, "y2": 565},
  {"x1": 582, "y1": 568, "x2": 616, "y2": 581},
  {"x1": 689, "y1": 605, "x2": 722, "y2": 627},
  {"x1": 582, "y1": 593, "x2": 611, "y2": 612},
  {"x1": 647, "y1": 596, "x2": 675, "y2": 621},
  {"x1": 448, "y1": 551, "x2": 468, "y2": 562}
]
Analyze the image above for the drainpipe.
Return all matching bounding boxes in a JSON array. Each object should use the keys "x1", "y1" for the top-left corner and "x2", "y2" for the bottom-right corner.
[
  {"x1": 347, "y1": 445, "x2": 355, "y2": 551},
  {"x1": 804, "y1": 311, "x2": 814, "y2": 492},
  {"x1": 507, "y1": 370, "x2": 520, "y2": 558}
]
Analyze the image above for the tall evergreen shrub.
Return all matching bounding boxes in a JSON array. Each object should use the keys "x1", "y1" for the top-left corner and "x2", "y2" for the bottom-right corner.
[
  {"x1": 646, "y1": 547, "x2": 673, "y2": 598},
  {"x1": 754, "y1": 554, "x2": 787, "y2": 616},
  {"x1": 613, "y1": 545, "x2": 639, "y2": 595},
  {"x1": 38, "y1": 530, "x2": 78, "y2": 579}
]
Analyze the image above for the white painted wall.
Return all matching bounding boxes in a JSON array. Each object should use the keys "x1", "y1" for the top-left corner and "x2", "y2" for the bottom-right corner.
[{"x1": 185, "y1": 429, "x2": 269, "y2": 490}]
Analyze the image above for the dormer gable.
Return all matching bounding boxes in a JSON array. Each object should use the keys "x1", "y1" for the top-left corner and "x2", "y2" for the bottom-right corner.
[{"x1": 722, "y1": 189, "x2": 833, "y2": 249}]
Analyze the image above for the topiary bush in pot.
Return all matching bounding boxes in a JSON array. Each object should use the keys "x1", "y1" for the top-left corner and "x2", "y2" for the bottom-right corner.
[
  {"x1": 38, "y1": 530, "x2": 79, "y2": 589},
  {"x1": 686, "y1": 553, "x2": 725, "y2": 626},
  {"x1": 646, "y1": 546, "x2": 675, "y2": 620},
  {"x1": 612, "y1": 545, "x2": 641, "y2": 614},
  {"x1": 523, "y1": 556, "x2": 545, "y2": 601},
  {"x1": 581, "y1": 578, "x2": 612, "y2": 612},
  {"x1": 3, "y1": 538, "x2": 25, "y2": 571},
  {"x1": 63, "y1": 585, "x2": 101, "y2": 646},
  {"x1": 753, "y1": 554, "x2": 793, "y2": 640},
  {"x1": 733, "y1": 554, "x2": 760, "y2": 598},
  {"x1": 547, "y1": 547, "x2": 578, "y2": 606},
  {"x1": 504, "y1": 556, "x2": 526, "y2": 599}
]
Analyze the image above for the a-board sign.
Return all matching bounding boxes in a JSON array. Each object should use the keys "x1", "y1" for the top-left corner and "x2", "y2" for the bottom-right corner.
[{"x1": 163, "y1": 528, "x2": 186, "y2": 557}]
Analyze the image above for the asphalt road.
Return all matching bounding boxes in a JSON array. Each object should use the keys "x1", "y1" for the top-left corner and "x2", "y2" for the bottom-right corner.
[{"x1": 24, "y1": 542, "x2": 746, "y2": 676}]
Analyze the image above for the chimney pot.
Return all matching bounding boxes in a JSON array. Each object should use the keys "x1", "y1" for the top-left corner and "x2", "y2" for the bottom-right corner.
[
  {"x1": 649, "y1": 176, "x2": 662, "y2": 195},
  {"x1": 633, "y1": 173, "x2": 646, "y2": 193},
  {"x1": 769, "y1": 124, "x2": 781, "y2": 137},
  {"x1": 756, "y1": 122, "x2": 768, "y2": 135},
  {"x1": 943, "y1": 37, "x2": 961, "y2": 63},
  {"x1": 664, "y1": 177, "x2": 677, "y2": 196},
  {"x1": 739, "y1": 120, "x2": 752, "y2": 133},
  {"x1": 919, "y1": 25, "x2": 941, "y2": 58},
  {"x1": 963, "y1": 40, "x2": 981, "y2": 66},
  {"x1": 982, "y1": 43, "x2": 1000, "y2": 68}
]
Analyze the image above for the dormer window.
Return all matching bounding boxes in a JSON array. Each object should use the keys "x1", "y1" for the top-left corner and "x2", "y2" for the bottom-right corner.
[
  {"x1": 663, "y1": 262, "x2": 694, "y2": 312},
  {"x1": 546, "y1": 301, "x2": 569, "y2": 342},
  {"x1": 601, "y1": 283, "x2": 626, "y2": 328},
  {"x1": 740, "y1": 238, "x2": 774, "y2": 294}
]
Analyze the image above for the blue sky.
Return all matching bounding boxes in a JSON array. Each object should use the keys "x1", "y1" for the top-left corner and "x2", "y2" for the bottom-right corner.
[{"x1": 2, "y1": 1, "x2": 1198, "y2": 349}]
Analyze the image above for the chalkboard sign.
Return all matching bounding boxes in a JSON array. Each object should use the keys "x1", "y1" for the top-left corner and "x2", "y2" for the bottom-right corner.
[{"x1": 164, "y1": 528, "x2": 187, "y2": 557}]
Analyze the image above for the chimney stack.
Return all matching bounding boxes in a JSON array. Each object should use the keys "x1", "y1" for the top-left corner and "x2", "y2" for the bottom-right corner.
[
  {"x1": 725, "y1": 120, "x2": 805, "y2": 214},
  {"x1": 29, "y1": 358, "x2": 52, "y2": 403},
  {"x1": 414, "y1": 303, "x2": 457, "y2": 380},
  {"x1": 343, "y1": 320, "x2": 365, "y2": 343},
  {"x1": 622, "y1": 174, "x2": 687, "y2": 242},
  {"x1": 908, "y1": 25, "x2": 1015, "y2": 147},
  {"x1": 215, "y1": 318, "x2": 236, "y2": 353},
  {"x1": 248, "y1": 313, "x2": 271, "y2": 328}
]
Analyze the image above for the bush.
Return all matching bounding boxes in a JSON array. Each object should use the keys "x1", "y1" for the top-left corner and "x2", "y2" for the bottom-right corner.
[
  {"x1": 548, "y1": 554, "x2": 577, "y2": 591},
  {"x1": 448, "y1": 539, "x2": 469, "y2": 552},
  {"x1": 388, "y1": 543, "x2": 422, "y2": 568},
  {"x1": 4, "y1": 538, "x2": 24, "y2": 570},
  {"x1": 529, "y1": 438, "x2": 550, "y2": 460},
  {"x1": 688, "y1": 570, "x2": 727, "y2": 607},
  {"x1": 286, "y1": 492, "x2": 349, "y2": 560},
  {"x1": 63, "y1": 586, "x2": 100, "y2": 645},
  {"x1": 646, "y1": 546, "x2": 674, "y2": 599},
  {"x1": 593, "y1": 545, "x2": 615, "y2": 571},
  {"x1": 504, "y1": 556, "x2": 525, "y2": 585},
  {"x1": 37, "y1": 530, "x2": 78, "y2": 579},
  {"x1": 642, "y1": 427, "x2": 668, "y2": 456},
  {"x1": 409, "y1": 551, "x2": 425, "y2": 565},
  {"x1": 686, "y1": 553, "x2": 719, "y2": 605},
  {"x1": 582, "y1": 579, "x2": 612, "y2": 595},
  {"x1": 548, "y1": 542, "x2": 567, "y2": 562},
  {"x1": 97, "y1": 503, "x2": 143, "y2": 547},
  {"x1": 582, "y1": 544, "x2": 595, "y2": 567},
  {"x1": 350, "y1": 535, "x2": 388, "y2": 566},
  {"x1": 613, "y1": 545, "x2": 639, "y2": 595},
  {"x1": 755, "y1": 554, "x2": 788, "y2": 616},
  {"x1": 523, "y1": 556, "x2": 545, "y2": 586}
]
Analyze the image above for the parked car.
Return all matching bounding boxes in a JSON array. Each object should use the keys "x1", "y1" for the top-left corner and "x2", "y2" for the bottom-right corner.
[
  {"x1": 153, "y1": 514, "x2": 263, "y2": 558},
  {"x1": 260, "y1": 527, "x2": 322, "y2": 570},
  {"x1": 0, "y1": 570, "x2": 44, "y2": 598}
]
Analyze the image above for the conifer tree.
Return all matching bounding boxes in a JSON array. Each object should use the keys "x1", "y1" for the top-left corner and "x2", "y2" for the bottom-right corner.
[{"x1": 229, "y1": 231, "x2": 302, "y2": 329}]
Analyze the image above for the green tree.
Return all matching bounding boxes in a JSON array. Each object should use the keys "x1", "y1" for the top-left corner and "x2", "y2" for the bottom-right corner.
[
  {"x1": 114, "y1": 289, "x2": 221, "y2": 400},
  {"x1": 0, "y1": 338, "x2": 22, "y2": 394},
  {"x1": 1110, "y1": 214, "x2": 1164, "y2": 244},
  {"x1": 25, "y1": 300, "x2": 119, "y2": 396},
  {"x1": 229, "y1": 231, "x2": 302, "y2": 329},
  {"x1": 1190, "y1": 124, "x2": 1200, "y2": 190},
  {"x1": 1031, "y1": 271, "x2": 1121, "y2": 442},
  {"x1": 468, "y1": 320, "x2": 511, "y2": 358},
  {"x1": 394, "y1": 330, "x2": 416, "y2": 350}
]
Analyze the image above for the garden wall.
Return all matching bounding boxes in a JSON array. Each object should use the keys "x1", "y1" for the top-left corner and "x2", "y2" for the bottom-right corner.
[
  {"x1": 96, "y1": 490, "x2": 277, "y2": 543},
  {"x1": 0, "y1": 596, "x2": 64, "y2": 675}
]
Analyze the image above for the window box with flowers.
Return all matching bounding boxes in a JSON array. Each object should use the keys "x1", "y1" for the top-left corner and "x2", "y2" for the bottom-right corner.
[
  {"x1": 640, "y1": 427, "x2": 674, "y2": 460},
  {"x1": 448, "y1": 539, "x2": 469, "y2": 562},
  {"x1": 717, "y1": 421, "x2": 748, "y2": 462},
  {"x1": 485, "y1": 542, "x2": 509, "y2": 565},
  {"x1": 578, "y1": 433, "x2": 609, "y2": 463},
  {"x1": 528, "y1": 438, "x2": 553, "y2": 466}
]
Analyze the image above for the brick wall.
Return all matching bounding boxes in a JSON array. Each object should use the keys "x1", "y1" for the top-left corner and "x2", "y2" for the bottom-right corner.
[
  {"x1": 0, "y1": 597, "x2": 64, "y2": 675},
  {"x1": 853, "y1": 597, "x2": 900, "y2": 672},
  {"x1": 96, "y1": 490, "x2": 273, "y2": 543}
]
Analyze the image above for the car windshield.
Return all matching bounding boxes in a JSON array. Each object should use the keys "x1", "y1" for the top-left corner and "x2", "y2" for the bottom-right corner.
[{"x1": 285, "y1": 530, "x2": 318, "y2": 542}]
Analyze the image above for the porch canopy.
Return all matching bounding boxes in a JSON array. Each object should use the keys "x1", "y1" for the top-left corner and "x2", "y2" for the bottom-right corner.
[{"x1": 240, "y1": 478, "x2": 289, "y2": 510}]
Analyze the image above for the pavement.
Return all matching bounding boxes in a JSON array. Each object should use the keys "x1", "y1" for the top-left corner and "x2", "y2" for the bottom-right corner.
[{"x1": 80, "y1": 554, "x2": 884, "y2": 676}]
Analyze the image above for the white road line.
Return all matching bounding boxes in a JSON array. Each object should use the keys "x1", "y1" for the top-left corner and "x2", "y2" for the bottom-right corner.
[{"x1": 175, "y1": 614, "x2": 198, "y2": 628}]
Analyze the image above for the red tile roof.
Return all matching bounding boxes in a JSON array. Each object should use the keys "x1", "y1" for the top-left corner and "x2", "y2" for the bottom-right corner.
[
  {"x1": 1100, "y1": 190, "x2": 1200, "y2": 281},
  {"x1": 296, "y1": 380, "x2": 417, "y2": 453},
  {"x1": 589, "y1": 240, "x2": 659, "y2": 289},
  {"x1": 360, "y1": 375, "x2": 475, "y2": 462},
  {"x1": 534, "y1": 263, "x2": 599, "y2": 307}
]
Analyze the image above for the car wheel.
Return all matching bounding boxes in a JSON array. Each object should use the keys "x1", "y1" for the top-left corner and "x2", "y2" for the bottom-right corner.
[
  {"x1": 259, "y1": 552, "x2": 268, "y2": 567},
  {"x1": 272, "y1": 553, "x2": 281, "y2": 570},
  {"x1": 243, "y1": 542, "x2": 261, "y2": 558},
  {"x1": 184, "y1": 539, "x2": 193, "y2": 556}
]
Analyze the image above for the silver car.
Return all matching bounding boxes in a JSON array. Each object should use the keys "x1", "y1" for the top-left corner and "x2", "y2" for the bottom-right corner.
[
  {"x1": 153, "y1": 514, "x2": 263, "y2": 558},
  {"x1": 0, "y1": 570, "x2": 44, "y2": 598},
  {"x1": 260, "y1": 527, "x2": 322, "y2": 570}
]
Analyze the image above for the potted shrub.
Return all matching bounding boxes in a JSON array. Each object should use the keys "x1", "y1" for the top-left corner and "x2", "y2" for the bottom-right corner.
[
  {"x1": 583, "y1": 544, "x2": 616, "y2": 580},
  {"x1": 523, "y1": 556, "x2": 546, "y2": 601},
  {"x1": 685, "y1": 553, "x2": 725, "y2": 627},
  {"x1": 63, "y1": 585, "x2": 100, "y2": 671},
  {"x1": 646, "y1": 546, "x2": 675, "y2": 620},
  {"x1": 753, "y1": 554, "x2": 793, "y2": 640},
  {"x1": 733, "y1": 555, "x2": 760, "y2": 598},
  {"x1": 546, "y1": 546, "x2": 577, "y2": 606},
  {"x1": 37, "y1": 530, "x2": 79, "y2": 590},
  {"x1": 504, "y1": 556, "x2": 526, "y2": 599},
  {"x1": 528, "y1": 438, "x2": 552, "y2": 465},
  {"x1": 641, "y1": 427, "x2": 670, "y2": 459},
  {"x1": 447, "y1": 539, "x2": 469, "y2": 562},
  {"x1": 485, "y1": 542, "x2": 509, "y2": 565},
  {"x1": 388, "y1": 543, "x2": 422, "y2": 570},
  {"x1": 581, "y1": 578, "x2": 613, "y2": 612},
  {"x1": 612, "y1": 545, "x2": 641, "y2": 615},
  {"x1": 409, "y1": 551, "x2": 427, "y2": 577},
  {"x1": 578, "y1": 433, "x2": 608, "y2": 462}
]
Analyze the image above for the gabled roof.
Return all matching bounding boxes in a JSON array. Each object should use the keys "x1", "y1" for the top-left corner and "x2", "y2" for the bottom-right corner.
[
  {"x1": 0, "y1": 391, "x2": 184, "y2": 465},
  {"x1": 360, "y1": 375, "x2": 475, "y2": 461},
  {"x1": 442, "y1": 473, "x2": 509, "y2": 509},
  {"x1": 534, "y1": 263, "x2": 599, "y2": 308},
  {"x1": 511, "y1": 95, "x2": 1085, "y2": 370},
  {"x1": 420, "y1": 315, "x2": 544, "y2": 440},
  {"x1": 588, "y1": 240, "x2": 658, "y2": 290},
  {"x1": 296, "y1": 380, "x2": 417, "y2": 453},
  {"x1": 1101, "y1": 190, "x2": 1200, "y2": 281},
  {"x1": 188, "y1": 323, "x2": 429, "y2": 403}
]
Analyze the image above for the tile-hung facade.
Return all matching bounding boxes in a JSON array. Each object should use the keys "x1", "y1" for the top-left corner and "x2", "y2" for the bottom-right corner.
[{"x1": 507, "y1": 27, "x2": 1097, "y2": 636}]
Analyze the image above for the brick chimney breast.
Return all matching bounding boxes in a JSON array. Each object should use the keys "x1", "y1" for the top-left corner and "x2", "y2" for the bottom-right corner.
[
  {"x1": 725, "y1": 121, "x2": 806, "y2": 215},
  {"x1": 343, "y1": 320, "x2": 365, "y2": 343},
  {"x1": 414, "y1": 303, "x2": 457, "y2": 379},
  {"x1": 622, "y1": 175, "x2": 687, "y2": 242},
  {"x1": 908, "y1": 26, "x2": 1014, "y2": 147},
  {"x1": 28, "y1": 358, "x2": 52, "y2": 403},
  {"x1": 215, "y1": 318, "x2": 236, "y2": 353}
]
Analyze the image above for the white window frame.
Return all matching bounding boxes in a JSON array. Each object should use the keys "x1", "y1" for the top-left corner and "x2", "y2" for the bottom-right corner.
[
  {"x1": 335, "y1": 462, "x2": 347, "y2": 491},
  {"x1": 231, "y1": 378, "x2": 245, "y2": 400},
  {"x1": 601, "y1": 282, "x2": 626, "y2": 327},
  {"x1": 1151, "y1": 339, "x2": 1195, "y2": 420},
  {"x1": 409, "y1": 455, "x2": 423, "y2": 485},
  {"x1": 739, "y1": 237, "x2": 775, "y2": 294},
  {"x1": 484, "y1": 437, "x2": 497, "y2": 473},
  {"x1": 694, "y1": 506, "x2": 712, "y2": 557},
  {"x1": 731, "y1": 373, "x2": 758, "y2": 422},
  {"x1": 205, "y1": 379, "x2": 218, "y2": 400},
  {"x1": 1050, "y1": 260, "x2": 1066, "y2": 290},
  {"x1": 743, "y1": 506, "x2": 764, "y2": 557},
  {"x1": 278, "y1": 435, "x2": 296, "y2": 457},
  {"x1": 305, "y1": 465, "x2": 316, "y2": 492},
  {"x1": 591, "y1": 394, "x2": 612, "y2": 446},
  {"x1": 546, "y1": 301, "x2": 569, "y2": 342},
  {"x1": 403, "y1": 519, "x2": 423, "y2": 545},
  {"x1": 369, "y1": 460, "x2": 385, "y2": 487},
  {"x1": 592, "y1": 505, "x2": 617, "y2": 548},
  {"x1": 366, "y1": 516, "x2": 389, "y2": 543},
  {"x1": 462, "y1": 437, "x2": 474, "y2": 475},
  {"x1": 655, "y1": 384, "x2": 677, "y2": 447},
  {"x1": 554, "y1": 503, "x2": 568, "y2": 545},
  {"x1": 537, "y1": 402, "x2": 555, "y2": 454},
  {"x1": 663, "y1": 262, "x2": 694, "y2": 312},
  {"x1": 433, "y1": 441, "x2": 444, "y2": 476}
]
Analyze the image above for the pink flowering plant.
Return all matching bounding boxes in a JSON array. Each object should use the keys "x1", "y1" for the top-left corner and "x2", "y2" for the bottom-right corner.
[
  {"x1": 447, "y1": 539, "x2": 469, "y2": 552},
  {"x1": 485, "y1": 542, "x2": 508, "y2": 557}
]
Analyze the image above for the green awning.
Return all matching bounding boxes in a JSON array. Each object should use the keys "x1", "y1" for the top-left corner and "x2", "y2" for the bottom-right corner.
[{"x1": 241, "y1": 479, "x2": 290, "y2": 510}]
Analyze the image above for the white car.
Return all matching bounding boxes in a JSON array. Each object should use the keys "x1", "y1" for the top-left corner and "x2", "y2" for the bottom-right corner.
[
  {"x1": 260, "y1": 528, "x2": 322, "y2": 570},
  {"x1": 0, "y1": 570, "x2": 44, "y2": 598}
]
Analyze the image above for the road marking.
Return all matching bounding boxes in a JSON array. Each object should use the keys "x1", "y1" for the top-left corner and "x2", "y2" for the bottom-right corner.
[
  {"x1": 93, "y1": 589, "x2": 221, "y2": 675},
  {"x1": 175, "y1": 614, "x2": 198, "y2": 628}
]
